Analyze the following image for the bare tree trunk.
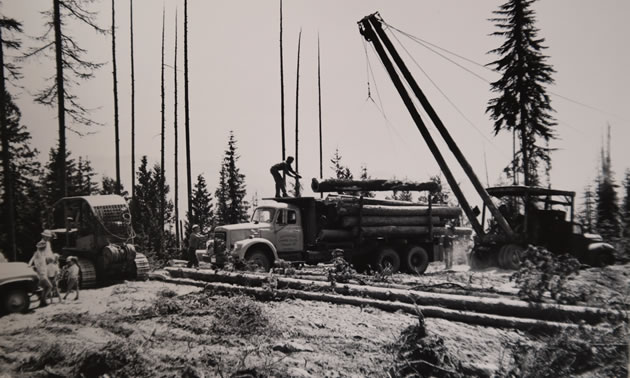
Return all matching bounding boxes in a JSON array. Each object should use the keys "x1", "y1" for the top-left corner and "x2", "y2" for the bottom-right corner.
[
  {"x1": 159, "y1": 7, "x2": 165, "y2": 253},
  {"x1": 294, "y1": 29, "x2": 301, "y2": 197},
  {"x1": 317, "y1": 34, "x2": 322, "y2": 198},
  {"x1": 111, "y1": 0, "x2": 120, "y2": 194},
  {"x1": 53, "y1": 0, "x2": 66, "y2": 198},
  {"x1": 130, "y1": 0, "x2": 136, "y2": 199},
  {"x1": 279, "y1": 0, "x2": 286, "y2": 163},
  {"x1": 174, "y1": 11, "x2": 180, "y2": 249},
  {"x1": 0, "y1": 27, "x2": 16, "y2": 260},
  {"x1": 184, "y1": 0, "x2": 192, "y2": 222}
]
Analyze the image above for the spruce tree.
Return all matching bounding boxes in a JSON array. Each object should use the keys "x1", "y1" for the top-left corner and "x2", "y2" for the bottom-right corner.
[
  {"x1": 329, "y1": 148, "x2": 353, "y2": 195},
  {"x1": 0, "y1": 16, "x2": 23, "y2": 260},
  {"x1": 130, "y1": 156, "x2": 175, "y2": 263},
  {"x1": 330, "y1": 148, "x2": 353, "y2": 180},
  {"x1": 215, "y1": 132, "x2": 248, "y2": 225},
  {"x1": 187, "y1": 174, "x2": 213, "y2": 233},
  {"x1": 595, "y1": 131, "x2": 620, "y2": 239},
  {"x1": 0, "y1": 92, "x2": 43, "y2": 261},
  {"x1": 577, "y1": 185, "x2": 595, "y2": 233},
  {"x1": 74, "y1": 156, "x2": 99, "y2": 196},
  {"x1": 486, "y1": 0, "x2": 556, "y2": 186}
]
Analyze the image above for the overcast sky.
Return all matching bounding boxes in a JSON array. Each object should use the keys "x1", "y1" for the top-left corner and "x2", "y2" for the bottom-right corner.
[{"x1": 3, "y1": 0, "x2": 629, "y2": 213}]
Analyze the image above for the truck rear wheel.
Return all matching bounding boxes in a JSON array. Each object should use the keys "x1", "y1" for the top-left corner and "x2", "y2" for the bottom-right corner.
[
  {"x1": 499, "y1": 244, "x2": 522, "y2": 270},
  {"x1": 246, "y1": 250, "x2": 272, "y2": 272},
  {"x1": 403, "y1": 246, "x2": 429, "y2": 274},
  {"x1": 374, "y1": 247, "x2": 401, "y2": 273}
]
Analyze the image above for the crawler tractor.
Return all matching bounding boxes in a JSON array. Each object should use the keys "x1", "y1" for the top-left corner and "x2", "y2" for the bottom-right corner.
[{"x1": 49, "y1": 195, "x2": 150, "y2": 288}]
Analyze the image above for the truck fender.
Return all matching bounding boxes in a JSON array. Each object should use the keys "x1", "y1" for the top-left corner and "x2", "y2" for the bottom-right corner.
[{"x1": 234, "y1": 238, "x2": 279, "y2": 262}]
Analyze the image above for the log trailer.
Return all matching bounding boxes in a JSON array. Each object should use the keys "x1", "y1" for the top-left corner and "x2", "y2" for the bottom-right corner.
[
  {"x1": 358, "y1": 13, "x2": 615, "y2": 269},
  {"x1": 49, "y1": 195, "x2": 150, "y2": 288},
  {"x1": 218, "y1": 179, "x2": 464, "y2": 274}
]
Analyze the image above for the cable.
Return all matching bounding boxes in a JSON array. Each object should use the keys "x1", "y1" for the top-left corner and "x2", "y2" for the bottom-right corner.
[
  {"x1": 383, "y1": 21, "x2": 628, "y2": 122},
  {"x1": 386, "y1": 26, "x2": 511, "y2": 159}
]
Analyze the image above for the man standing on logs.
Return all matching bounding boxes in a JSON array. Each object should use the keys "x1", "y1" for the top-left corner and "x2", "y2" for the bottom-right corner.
[{"x1": 270, "y1": 156, "x2": 301, "y2": 197}]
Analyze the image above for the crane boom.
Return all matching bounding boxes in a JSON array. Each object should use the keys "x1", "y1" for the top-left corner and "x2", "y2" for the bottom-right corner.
[{"x1": 358, "y1": 13, "x2": 513, "y2": 238}]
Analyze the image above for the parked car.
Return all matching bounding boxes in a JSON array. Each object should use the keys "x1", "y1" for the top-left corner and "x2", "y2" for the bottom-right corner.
[{"x1": 0, "y1": 262, "x2": 40, "y2": 314}]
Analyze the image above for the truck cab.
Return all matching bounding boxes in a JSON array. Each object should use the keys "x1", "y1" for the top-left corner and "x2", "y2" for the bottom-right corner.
[{"x1": 214, "y1": 200, "x2": 317, "y2": 271}]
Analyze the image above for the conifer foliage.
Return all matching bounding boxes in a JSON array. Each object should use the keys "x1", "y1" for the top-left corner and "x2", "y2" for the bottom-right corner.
[
  {"x1": 487, "y1": 0, "x2": 556, "y2": 186},
  {"x1": 0, "y1": 94, "x2": 43, "y2": 260},
  {"x1": 130, "y1": 156, "x2": 175, "y2": 263},
  {"x1": 187, "y1": 174, "x2": 214, "y2": 233},
  {"x1": 596, "y1": 132, "x2": 620, "y2": 239},
  {"x1": 215, "y1": 132, "x2": 249, "y2": 225}
]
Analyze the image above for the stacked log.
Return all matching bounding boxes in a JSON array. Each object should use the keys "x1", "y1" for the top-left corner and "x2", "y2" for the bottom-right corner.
[
  {"x1": 315, "y1": 194, "x2": 462, "y2": 242},
  {"x1": 311, "y1": 178, "x2": 439, "y2": 193}
]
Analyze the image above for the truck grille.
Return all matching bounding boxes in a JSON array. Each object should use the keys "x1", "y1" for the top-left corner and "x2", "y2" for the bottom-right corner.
[{"x1": 214, "y1": 232, "x2": 226, "y2": 255}]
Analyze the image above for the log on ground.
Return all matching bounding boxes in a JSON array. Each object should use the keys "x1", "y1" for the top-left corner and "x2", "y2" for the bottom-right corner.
[
  {"x1": 160, "y1": 276, "x2": 596, "y2": 333},
  {"x1": 164, "y1": 267, "x2": 625, "y2": 325}
]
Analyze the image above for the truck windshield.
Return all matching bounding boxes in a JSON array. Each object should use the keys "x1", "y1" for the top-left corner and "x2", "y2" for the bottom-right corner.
[{"x1": 252, "y1": 208, "x2": 276, "y2": 223}]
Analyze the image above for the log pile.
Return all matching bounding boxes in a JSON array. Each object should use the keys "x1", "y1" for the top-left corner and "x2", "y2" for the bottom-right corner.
[{"x1": 316, "y1": 189, "x2": 462, "y2": 242}]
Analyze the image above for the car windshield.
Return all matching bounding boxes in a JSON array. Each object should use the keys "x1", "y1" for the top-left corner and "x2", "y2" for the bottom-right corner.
[{"x1": 252, "y1": 208, "x2": 276, "y2": 223}]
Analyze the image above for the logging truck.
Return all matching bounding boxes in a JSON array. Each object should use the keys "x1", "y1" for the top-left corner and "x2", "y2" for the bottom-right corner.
[{"x1": 216, "y1": 179, "x2": 465, "y2": 274}]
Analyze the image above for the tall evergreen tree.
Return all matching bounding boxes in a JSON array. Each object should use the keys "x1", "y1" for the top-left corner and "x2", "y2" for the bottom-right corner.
[
  {"x1": 486, "y1": 0, "x2": 556, "y2": 186},
  {"x1": 26, "y1": 0, "x2": 106, "y2": 198},
  {"x1": 577, "y1": 184, "x2": 595, "y2": 233},
  {"x1": 130, "y1": 156, "x2": 174, "y2": 263},
  {"x1": 0, "y1": 16, "x2": 23, "y2": 260},
  {"x1": 0, "y1": 92, "x2": 43, "y2": 261},
  {"x1": 187, "y1": 174, "x2": 213, "y2": 233},
  {"x1": 215, "y1": 132, "x2": 248, "y2": 225},
  {"x1": 41, "y1": 147, "x2": 76, "y2": 206},
  {"x1": 595, "y1": 127, "x2": 620, "y2": 239},
  {"x1": 74, "y1": 156, "x2": 99, "y2": 196}
]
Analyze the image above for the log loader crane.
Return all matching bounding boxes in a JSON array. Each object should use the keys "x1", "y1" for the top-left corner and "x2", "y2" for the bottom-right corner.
[{"x1": 358, "y1": 13, "x2": 615, "y2": 269}]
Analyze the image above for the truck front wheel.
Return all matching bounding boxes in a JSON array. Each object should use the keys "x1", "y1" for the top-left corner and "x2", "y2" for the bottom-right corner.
[
  {"x1": 374, "y1": 247, "x2": 401, "y2": 273},
  {"x1": 246, "y1": 250, "x2": 272, "y2": 272},
  {"x1": 404, "y1": 246, "x2": 429, "y2": 274}
]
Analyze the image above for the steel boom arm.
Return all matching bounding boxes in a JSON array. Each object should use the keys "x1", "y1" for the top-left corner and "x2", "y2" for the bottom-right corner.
[{"x1": 358, "y1": 13, "x2": 513, "y2": 238}]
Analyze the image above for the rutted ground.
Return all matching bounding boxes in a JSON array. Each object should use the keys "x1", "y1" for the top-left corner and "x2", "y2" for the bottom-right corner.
[{"x1": 0, "y1": 261, "x2": 628, "y2": 377}]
